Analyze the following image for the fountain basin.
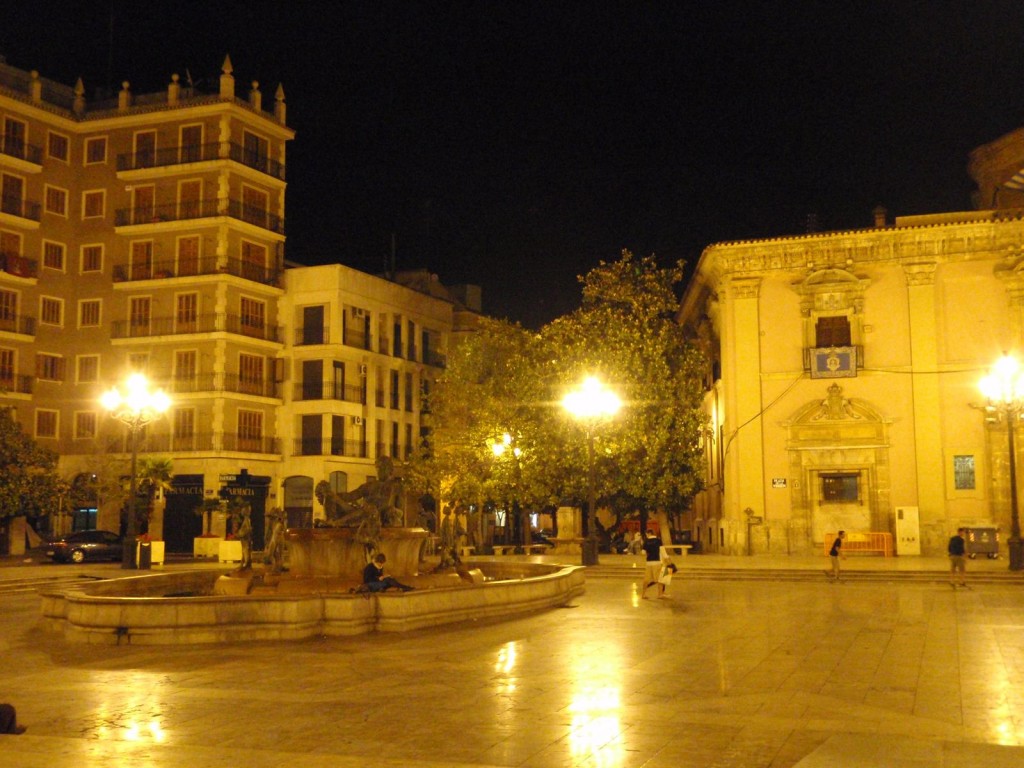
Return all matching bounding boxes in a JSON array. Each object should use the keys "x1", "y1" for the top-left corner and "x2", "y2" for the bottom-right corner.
[
  {"x1": 285, "y1": 526, "x2": 429, "y2": 578},
  {"x1": 38, "y1": 562, "x2": 585, "y2": 645}
]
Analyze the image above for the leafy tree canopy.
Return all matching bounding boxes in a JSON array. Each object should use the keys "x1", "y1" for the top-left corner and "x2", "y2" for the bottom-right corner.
[{"x1": 0, "y1": 407, "x2": 64, "y2": 520}]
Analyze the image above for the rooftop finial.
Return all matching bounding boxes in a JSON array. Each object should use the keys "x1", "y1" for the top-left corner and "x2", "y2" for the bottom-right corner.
[{"x1": 219, "y1": 54, "x2": 235, "y2": 99}]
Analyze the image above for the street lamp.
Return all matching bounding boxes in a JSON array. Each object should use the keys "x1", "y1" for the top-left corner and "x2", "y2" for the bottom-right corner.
[
  {"x1": 979, "y1": 354, "x2": 1024, "y2": 571},
  {"x1": 100, "y1": 373, "x2": 171, "y2": 569},
  {"x1": 562, "y1": 376, "x2": 622, "y2": 566}
]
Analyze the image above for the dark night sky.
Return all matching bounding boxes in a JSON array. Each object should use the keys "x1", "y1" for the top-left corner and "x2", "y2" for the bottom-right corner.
[{"x1": 2, "y1": 1, "x2": 1024, "y2": 327}]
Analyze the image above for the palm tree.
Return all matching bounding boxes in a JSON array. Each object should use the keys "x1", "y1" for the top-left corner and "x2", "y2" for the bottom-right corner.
[{"x1": 135, "y1": 457, "x2": 173, "y2": 534}]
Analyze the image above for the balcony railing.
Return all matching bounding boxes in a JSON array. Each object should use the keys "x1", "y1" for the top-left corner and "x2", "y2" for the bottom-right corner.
[
  {"x1": 0, "y1": 251, "x2": 38, "y2": 279},
  {"x1": 114, "y1": 197, "x2": 284, "y2": 234},
  {"x1": 0, "y1": 137, "x2": 42, "y2": 165},
  {"x1": 0, "y1": 194, "x2": 41, "y2": 221},
  {"x1": 223, "y1": 374, "x2": 279, "y2": 399},
  {"x1": 0, "y1": 374, "x2": 33, "y2": 394},
  {"x1": 112, "y1": 255, "x2": 281, "y2": 287},
  {"x1": 111, "y1": 314, "x2": 281, "y2": 343},
  {"x1": 424, "y1": 350, "x2": 446, "y2": 368},
  {"x1": 99, "y1": 432, "x2": 217, "y2": 454},
  {"x1": 294, "y1": 381, "x2": 366, "y2": 403},
  {"x1": 116, "y1": 141, "x2": 285, "y2": 180},
  {"x1": 293, "y1": 438, "x2": 369, "y2": 458},
  {"x1": 115, "y1": 199, "x2": 220, "y2": 226},
  {"x1": 294, "y1": 326, "x2": 329, "y2": 345},
  {"x1": 0, "y1": 314, "x2": 36, "y2": 336},
  {"x1": 223, "y1": 433, "x2": 280, "y2": 454},
  {"x1": 164, "y1": 375, "x2": 279, "y2": 399},
  {"x1": 343, "y1": 328, "x2": 370, "y2": 350}
]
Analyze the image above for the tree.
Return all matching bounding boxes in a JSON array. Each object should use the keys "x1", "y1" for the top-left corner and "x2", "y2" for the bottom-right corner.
[
  {"x1": 0, "y1": 407, "x2": 64, "y2": 524},
  {"x1": 541, "y1": 251, "x2": 708, "y2": 538},
  {"x1": 135, "y1": 456, "x2": 173, "y2": 533}
]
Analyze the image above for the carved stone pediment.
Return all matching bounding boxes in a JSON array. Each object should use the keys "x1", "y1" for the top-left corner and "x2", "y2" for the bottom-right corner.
[{"x1": 793, "y1": 268, "x2": 869, "y2": 316}]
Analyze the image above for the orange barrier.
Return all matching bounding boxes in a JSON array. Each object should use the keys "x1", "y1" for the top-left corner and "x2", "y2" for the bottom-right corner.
[{"x1": 823, "y1": 531, "x2": 892, "y2": 557}]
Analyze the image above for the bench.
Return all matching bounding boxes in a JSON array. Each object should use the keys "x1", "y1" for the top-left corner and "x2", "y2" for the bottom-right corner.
[
  {"x1": 459, "y1": 546, "x2": 476, "y2": 558},
  {"x1": 493, "y1": 544, "x2": 552, "y2": 556},
  {"x1": 822, "y1": 531, "x2": 892, "y2": 557},
  {"x1": 661, "y1": 545, "x2": 692, "y2": 559},
  {"x1": 492, "y1": 545, "x2": 515, "y2": 556}
]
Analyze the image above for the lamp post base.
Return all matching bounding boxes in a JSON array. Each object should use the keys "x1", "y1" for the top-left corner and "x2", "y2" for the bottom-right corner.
[
  {"x1": 581, "y1": 536, "x2": 599, "y2": 567},
  {"x1": 1008, "y1": 536, "x2": 1024, "y2": 571}
]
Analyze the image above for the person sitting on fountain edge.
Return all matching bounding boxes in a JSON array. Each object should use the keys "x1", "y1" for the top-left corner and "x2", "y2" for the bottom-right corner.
[{"x1": 355, "y1": 553, "x2": 414, "y2": 593}]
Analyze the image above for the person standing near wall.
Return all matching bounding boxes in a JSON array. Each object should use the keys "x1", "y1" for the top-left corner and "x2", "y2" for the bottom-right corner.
[
  {"x1": 948, "y1": 527, "x2": 968, "y2": 589},
  {"x1": 827, "y1": 530, "x2": 846, "y2": 582}
]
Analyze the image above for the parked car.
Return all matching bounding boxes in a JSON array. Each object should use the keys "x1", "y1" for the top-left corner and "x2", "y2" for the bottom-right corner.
[{"x1": 46, "y1": 530, "x2": 123, "y2": 564}]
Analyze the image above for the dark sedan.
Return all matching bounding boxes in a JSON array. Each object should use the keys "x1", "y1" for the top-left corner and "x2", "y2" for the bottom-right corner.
[{"x1": 46, "y1": 530, "x2": 123, "y2": 564}]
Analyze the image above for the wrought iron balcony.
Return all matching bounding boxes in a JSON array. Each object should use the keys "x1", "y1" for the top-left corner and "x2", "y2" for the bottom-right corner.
[
  {"x1": 0, "y1": 314, "x2": 36, "y2": 336},
  {"x1": 0, "y1": 251, "x2": 37, "y2": 279},
  {"x1": 112, "y1": 255, "x2": 281, "y2": 287},
  {"x1": 295, "y1": 326, "x2": 329, "y2": 345},
  {"x1": 0, "y1": 374, "x2": 33, "y2": 394},
  {"x1": 294, "y1": 381, "x2": 366, "y2": 404},
  {"x1": 293, "y1": 437, "x2": 369, "y2": 458},
  {"x1": 110, "y1": 313, "x2": 281, "y2": 343},
  {"x1": 0, "y1": 137, "x2": 42, "y2": 165},
  {"x1": 0, "y1": 194, "x2": 41, "y2": 222},
  {"x1": 223, "y1": 374, "x2": 279, "y2": 399},
  {"x1": 223, "y1": 433, "x2": 280, "y2": 454},
  {"x1": 116, "y1": 141, "x2": 285, "y2": 180},
  {"x1": 114, "y1": 198, "x2": 284, "y2": 234}
]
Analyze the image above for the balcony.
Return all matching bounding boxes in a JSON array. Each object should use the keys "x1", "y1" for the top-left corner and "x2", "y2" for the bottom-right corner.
[
  {"x1": 116, "y1": 141, "x2": 285, "y2": 180},
  {"x1": 91, "y1": 432, "x2": 217, "y2": 454},
  {"x1": 424, "y1": 350, "x2": 446, "y2": 368},
  {"x1": 165, "y1": 375, "x2": 279, "y2": 399},
  {"x1": 0, "y1": 194, "x2": 41, "y2": 222},
  {"x1": 0, "y1": 137, "x2": 42, "y2": 166},
  {"x1": 343, "y1": 328, "x2": 370, "y2": 350},
  {"x1": 223, "y1": 374, "x2": 279, "y2": 399},
  {"x1": 114, "y1": 198, "x2": 284, "y2": 234},
  {"x1": 294, "y1": 326, "x2": 329, "y2": 345},
  {"x1": 223, "y1": 433, "x2": 280, "y2": 454},
  {"x1": 0, "y1": 251, "x2": 37, "y2": 279},
  {"x1": 224, "y1": 314, "x2": 282, "y2": 342},
  {"x1": 0, "y1": 314, "x2": 36, "y2": 336},
  {"x1": 110, "y1": 313, "x2": 281, "y2": 343},
  {"x1": 0, "y1": 374, "x2": 33, "y2": 394},
  {"x1": 112, "y1": 255, "x2": 281, "y2": 287},
  {"x1": 294, "y1": 381, "x2": 366, "y2": 403},
  {"x1": 293, "y1": 437, "x2": 368, "y2": 458}
]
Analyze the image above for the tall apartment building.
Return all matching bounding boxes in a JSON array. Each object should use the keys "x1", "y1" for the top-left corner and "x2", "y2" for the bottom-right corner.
[{"x1": 0, "y1": 57, "x2": 471, "y2": 553}]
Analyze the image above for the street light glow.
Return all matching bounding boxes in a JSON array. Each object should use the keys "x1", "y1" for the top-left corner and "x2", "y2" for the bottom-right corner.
[
  {"x1": 562, "y1": 376, "x2": 622, "y2": 420},
  {"x1": 979, "y1": 355, "x2": 1024, "y2": 405}
]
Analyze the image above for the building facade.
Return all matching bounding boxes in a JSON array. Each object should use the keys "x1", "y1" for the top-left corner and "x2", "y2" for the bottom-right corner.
[
  {"x1": 0, "y1": 58, "x2": 472, "y2": 552},
  {"x1": 679, "y1": 130, "x2": 1024, "y2": 557}
]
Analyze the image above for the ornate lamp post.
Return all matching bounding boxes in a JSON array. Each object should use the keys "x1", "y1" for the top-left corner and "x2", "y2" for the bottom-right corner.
[
  {"x1": 979, "y1": 354, "x2": 1024, "y2": 571},
  {"x1": 100, "y1": 374, "x2": 171, "y2": 569},
  {"x1": 562, "y1": 377, "x2": 622, "y2": 566}
]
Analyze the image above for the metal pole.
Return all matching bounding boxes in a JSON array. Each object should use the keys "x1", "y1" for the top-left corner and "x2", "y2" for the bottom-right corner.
[
  {"x1": 582, "y1": 429, "x2": 599, "y2": 566},
  {"x1": 1007, "y1": 410, "x2": 1023, "y2": 571},
  {"x1": 122, "y1": 421, "x2": 139, "y2": 569}
]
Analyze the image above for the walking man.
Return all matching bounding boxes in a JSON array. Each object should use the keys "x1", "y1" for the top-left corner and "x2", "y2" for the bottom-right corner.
[
  {"x1": 948, "y1": 527, "x2": 968, "y2": 588},
  {"x1": 641, "y1": 528, "x2": 666, "y2": 599},
  {"x1": 828, "y1": 530, "x2": 846, "y2": 582}
]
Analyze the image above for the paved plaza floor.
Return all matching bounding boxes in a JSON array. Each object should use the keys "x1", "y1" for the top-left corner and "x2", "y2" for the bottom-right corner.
[{"x1": 1, "y1": 553, "x2": 1024, "y2": 767}]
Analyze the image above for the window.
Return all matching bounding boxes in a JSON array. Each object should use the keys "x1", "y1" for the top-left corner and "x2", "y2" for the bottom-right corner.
[
  {"x1": 177, "y1": 236, "x2": 199, "y2": 275},
  {"x1": 81, "y1": 244, "x2": 103, "y2": 272},
  {"x1": 242, "y1": 130, "x2": 269, "y2": 168},
  {"x1": 131, "y1": 185, "x2": 155, "y2": 223},
  {"x1": 47, "y1": 132, "x2": 69, "y2": 162},
  {"x1": 240, "y1": 185, "x2": 269, "y2": 227},
  {"x1": 44, "y1": 185, "x2": 67, "y2": 216},
  {"x1": 40, "y1": 296, "x2": 63, "y2": 326},
  {"x1": 0, "y1": 348, "x2": 15, "y2": 384},
  {"x1": 174, "y1": 350, "x2": 197, "y2": 389},
  {"x1": 239, "y1": 353, "x2": 265, "y2": 395},
  {"x1": 85, "y1": 136, "x2": 107, "y2": 164},
  {"x1": 954, "y1": 455, "x2": 976, "y2": 491},
  {"x1": 1, "y1": 229, "x2": 21, "y2": 258},
  {"x1": 128, "y1": 352, "x2": 149, "y2": 372},
  {"x1": 129, "y1": 297, "x2": 151, "y2": 336},
  {"x1": 82, "y1": 190, "x2": 105, "y2": 218},
  {"x1": 0, "y1": 289, "x2": 17, "y2": 326},
  {"x1": 239, "y1": 297, "x2": 265, "y2": 337},
  {"x1": 3, "y1": 118, "x2": 26, "y2": 159},
  {"x1": 240, "y1": 240, "x2": 267, "y2": 281},
  {"x1": 130, "y1": 241, "x2": 152, "y2": 279},
  {"x1": 76, "y1": 355, "x2": 99, "y2": 383},
  {"x1": 178, "y1": 179, "x2": 202, "y2": 218},
  {"x1": 74, "y1": 412, "x2": 97, "y2": 439},
  {"x1": 815, "y1": 316, "x2": 851, "y2": 348},
  {"x1": 35, "y1": 409, "x2": 58, "y2": 438},
  {"x1": 42, "y1": 241, "x2": 65, "y2": 270},
  {"x1": 180, "y1": 124, "x2": 203, "y2": 163},
  {"x1": 36, "y1": 354, "x2": 64, "y2": 382},
  {"x1": 134, "y1": 130, "x2": 156, "y2": 168},
  {"x1": 1, "y1": 174, "x2": 24, "y2": 217},
  {"x1": 821, "y1": 473, "x2": 859, "y2": 503},
  {"x1": 172, "y1": 411, "x2": 193, "y2": 442},
  {"x1": 238, "y1": 409, "x2": 263, "y2": 450},
  {"x1": 78, "y1": 300, "x2": 100, "y2": 328},
  {"x1": 176, "y1": 293, "x2": 198, "y2": 332}
]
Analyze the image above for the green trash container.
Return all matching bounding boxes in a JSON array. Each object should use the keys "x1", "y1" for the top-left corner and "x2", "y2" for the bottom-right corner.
[{"x1": 137, "y1": 541, "x2": 152, "y2": 570}]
